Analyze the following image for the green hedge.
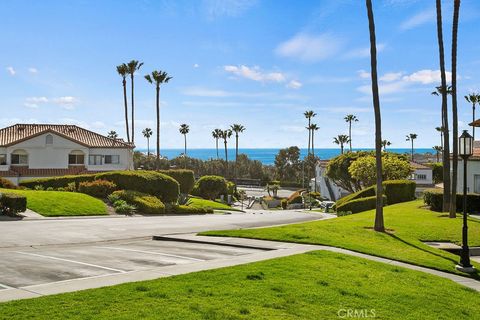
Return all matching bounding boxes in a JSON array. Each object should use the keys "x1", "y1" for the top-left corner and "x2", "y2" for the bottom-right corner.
[
  {"x1": 336, "y1": 195, "x2": 387, "y2": 214},
  {"x1": 0, "y1": 193, "x2": 27, "y2": 215},
  {"x1": 424, "y1": 188, "x2": 480, "y2": 213},
  {"x1": 20, "y1": 174, "x2": 95, "y2": 189},
  {"x1": 112, "y1": 190, "x2": 165, "y2": 214},
  {"x1": 383, "y1": 180, "x2": 416, "y2": 204},
  {"x1": 158, "y1": 169, "x2": 195, "y2": 194},
  {"x1": 336, "y1": 186, "x2": 375, "y2": 208},
  {"x1": 194, "y1": 175, "x2": 228, "y2": 200},
  {"x1": 78, "y1": 180, "x2": 118, "y2": 198},
  {"x1": 170, "y1": 205, "x2": 213, "y2": 214}
]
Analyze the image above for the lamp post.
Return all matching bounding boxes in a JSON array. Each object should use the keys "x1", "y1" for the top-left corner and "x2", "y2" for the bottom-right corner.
[{"x1": 456, "y1": 130, "x2": 476, "y2": 273}]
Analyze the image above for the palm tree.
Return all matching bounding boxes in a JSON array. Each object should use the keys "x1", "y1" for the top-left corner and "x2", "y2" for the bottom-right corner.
[
  {"x1": 435, "y1": 0, "x2": 451, "y2": 213},
  {"x1": 304, "y1": 110, "x2": 316, "y2": 154},
  {"x1": 450, "y1": 0, "x2": 461, "y2": 218},
  {"x1": 366, "y1": 0, "x2": 384, "y2": 232},
  {"x1": 116, "y1": 63, "x2": 130, "y2": 143},
  {"x1": 145, "y1": 70, "x2": 172, "y2": 169},
  {"x1": 433, "y1": 145, "x2": 443, "y2": 163},
  {"x1": 179, "y1": 124, "x2": 190, "y2": 168},
  {"x1": 126, "y1": 60, "x2": 144, "y2": 144},
  {"x1": 221, "y1": 129, "x2": 232, "y2": 177},
  {"x1": 107, "y1": 130, "x2": 118, "y2": 140},
  {"x1": 406, "y1": 133, "x2": 417, "y2": 161},
  {"x1": 435, "y1": 126, "x2": 444, "y2": 151},
  {"x1": 465, "y1": 93, "x2": 480, "y2": 140},
  {"x1": 344, "y1": 114, "x2": 358, "y2": 151},
  {"x1": 231, "y1": 124, "x2": 246, "y2": 187},
  {"x1": 142, "y1": 128, "x2": 153, "y2": 156},
  {"x1": 212, "y1": 129, "x2": 222, "y2": 159},
  {"x1": 381, "y1": 140, "x2": 391, "y2": 151},
  {"x1": 309, "y1": 124, "x2": 319, "y2": 157},
  {"x1": 333, "y1": 135, "x2": 349, "y2": 154}
]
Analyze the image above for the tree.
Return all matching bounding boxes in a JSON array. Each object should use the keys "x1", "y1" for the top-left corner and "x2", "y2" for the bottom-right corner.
[
  {"x1": 116, "y1": 63, "x2": 130, "y2": 143},
  {"x1": 435, "y1": 126, "x2": 444, "y2": 151},
  {"x1": 220, "y1": 129, "x2": 232, "y2": 177},
  {"x1": 405, "y1": 133, "x2": 417, "y2": 161},
  {"x1": 349, "y1": 156, "x2": 412, "y2": 188},
  {"x1": 309, "y1": 124, "x2": 319, "y2": 157},
  {"x1": 344, "y1": 114, "x2": 358, "y2": 152},
  {"x1": 126, "y1": 60, "x2": 143, "y2": 144},
  {"x1": 179, "y1": 124, "x2": 190, "y2": 169},
  {"x1": 274, "y1": 146, "x2": 301, "y2": 182},
  {"x1": 381, "y1": 140, "x2": 391, "y2": 151},
  {"x1": 450, "y1": 0, "x2": 461, "y2": 218},
  {"x1": 304, "y1": 110, "x2": 316, "y2": 154},
  {"x1": 366, "y1": 0, "x2": 384, "y2": 232},
  {"x1": 107, "y1": 130, "x2": 118, "y2": 140},
  {"x1": 142, "y1": 128, "x2": 153, "y2": 156},
  {"x1": 465, "y1": 93, "x2": 480, "y2": 140},
  {"x1": 333, "y1": 135, "x2": 349, "y2": 154},
  {"x1": 435, "y1": 0, "x2": 451, "y2": 213},
  {"x1": 231, "y1": 124, "x2": 246, "y2": 187},
  {"x1": 145, "y1": 70, "x2": 172, "y2": 169},
  {"x1": 212, "y1": 129, "x2": 223, "y2": 159},
  {"x1": 433, "y1": 145, "x2": 443, "y2": 163}
]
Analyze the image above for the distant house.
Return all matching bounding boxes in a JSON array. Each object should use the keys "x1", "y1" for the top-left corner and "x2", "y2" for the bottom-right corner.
[
  {"x1": 409, "y1": 161, "x2": 434, "y2": 193},
  {"x1": 0, "y1": 124, "x2": 134, "y2": 184},
  {"x1": 452, "y1": 140, "x2": 480, "y2": 194}
]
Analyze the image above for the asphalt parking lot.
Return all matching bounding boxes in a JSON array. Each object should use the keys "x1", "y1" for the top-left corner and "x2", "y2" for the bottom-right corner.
[{"x1": 0, "y1": 239, "x2": 264, "y2": 290}]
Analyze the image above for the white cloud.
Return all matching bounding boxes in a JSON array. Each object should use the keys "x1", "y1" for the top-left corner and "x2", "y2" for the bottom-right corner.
[
  {"x1": 28, "y1": 67, "x2": 38, "y2": 74},
  {"x1": 399, "y1": 8, "x2": 435, "y2": 31},
  {"x1": 380, "y1": 72, "x2": 404, "y2": 82},
  {"x1": 203, "y1": 0, "x2": 257, "y2": 18},
  {"x1": 357, "y1": 70, "x2": 370, "y2": 79},
  {"x1": 182, "y1": 87, "x2": 232, "y2": 97},
  {"x1": 24, "y1": 96, "x2": 48, "y2": 108},
  {"x1": 275, "y1": 33, "x2": 343, "y2": 62},
  {"x1": 53, "y1": 96, "x2": 78, "y2": 109},
  {"x1": 193, "y1": 63, "x2": 199, "y2": 68},
  {"x1": 357, "y1": 81, "x2": 409, "y2": 95},
  {"x1": 6, "y1": 66, "x2": 16, "y2": 76},
  {"x1": 318, "y1": 106, "x2": 372, "y2": 114},
  {"x1": 224, "y1": 65, "x2": 286, "y2": 83},
  {"x1": 402, "y1": 69, "x2": 452, "y2": 84},
  {"x1": 280, "y1": 125, "x2": 305, "y2": 133},
  {"x1": 286, "y1": 80, "x2": 302, "y2": 89},
  {"x1": 23, "y1": 96, "x2": 78, "y2": 110},
  {"x1": 343, "y1": 43, "x2": 386, "y2": 59}
]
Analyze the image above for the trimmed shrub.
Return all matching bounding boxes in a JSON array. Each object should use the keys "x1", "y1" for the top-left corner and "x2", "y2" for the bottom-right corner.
[
  {"x1": 95, "y1": 171, "x2": 179, "y2": 203},
  {"x1": 20, "y1": 174, "x2": 95, "y2": 190},
  {"x1": 170, "y1": 205, "x2": 213, "y2": 214},
  {"x1": 336, "y1": 186, "x2": 375, "y2": 208},
  {"x1": 194, "y1": 175, "x2": 228, "y2": 200},
  {"x1": 281, "y1": 199, "x2": 288, "y2": 209},
  {"x1": 336, "y1": 195, "x2": 387, "y2": 214},
  {"x1": 113, "y1": 200, "x2": 135, "y2": 215},
  {"x1": 226, "y1": 181, "x2": 236, "y2": 195},
  {"x1": 0, "y1": 177, "x2": 17, "y2": 189},
  {"x1": 111, "y1": 190, "x2": 165, "y2": 214},
  {"x1": 0, "y1": 193, "x2": 27, "y2": 215},
  {"x1": 78, "y1": 180, "x2": 118, "y2": 198},
  {"x1": 287, "y1": 189, "x2": 306, "y2": 204},
  {"x1": 158, "y1": 169, "x2": 195, "y2": 194},
  {"x1": 424, "y1": 188, "x2": 480, "y2": 213},
  {"x1": 383, "y1": 180, "x2": 416, "y2": 204}
]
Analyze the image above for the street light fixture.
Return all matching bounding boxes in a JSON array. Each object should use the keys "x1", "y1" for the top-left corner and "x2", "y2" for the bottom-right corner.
[{"x1": 456, "y1": 130, "x2": 476, "y2": 273}]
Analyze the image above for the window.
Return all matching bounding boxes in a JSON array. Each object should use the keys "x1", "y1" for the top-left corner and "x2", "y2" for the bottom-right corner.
[
  {"x1": 0, "y1": 154, "x2": 6, "y2": 165},
  {"x1": 89, "y1": 155, "x2": 102, "y2": 165},
  {"x1": 11, "y1": 154, "x2": 28, "y2": 165},
  {"x1": 416, "y1": 174, "x2": 427, "y2": 180},
  {"x1": 104, "y1": 155, "x2": 120, "y2": 164},
  {"x1": 68, "y1": 154, "x2": 84, "y2": 165},
  {"x1": 45, "y1": 134, "x2": 53, "y2": 145},
  {"x1": 474, "y1": 175, "x2": 480, "y2": 194}
]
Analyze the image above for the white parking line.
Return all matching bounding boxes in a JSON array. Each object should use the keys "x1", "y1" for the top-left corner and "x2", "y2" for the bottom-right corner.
[
  {"x1": 96, "y1": 246, "x2": 205, "y2": 262},
  {"x1": 14, "y1": 252, "x2": 126, "y2": 273},
  {"x1": 0, "y1": 283, "x2": 15, "y2": 290}
]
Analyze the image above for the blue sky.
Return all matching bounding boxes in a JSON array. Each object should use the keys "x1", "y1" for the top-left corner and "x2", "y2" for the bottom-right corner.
[{"x1": 1, "y1": 0, "x2": 480, "y2": 150}]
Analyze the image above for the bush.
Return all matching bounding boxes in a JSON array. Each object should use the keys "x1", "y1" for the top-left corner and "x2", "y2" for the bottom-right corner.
[
  {"x1": 111, "y1": 190, "x2": 165, "y2": 214},
  {"x1": 383, "y1": 180, "x2": 416, "y2": 204},
  {"x1": 281, "y1": 199, "x2": 288, "y2": 209},
  {"x1": 113, "y1": 200, "x2": 135, "y2": 215},
  {"x1": 95, "y1": 171, "x2": 179, "y2": 203},
  {"x1": 20, "y1": 174, "x2": 95, "y2": 189},
  {"x1": 78, "y1": 180, "x2": 118, "y2": 198},
  {"x1": 170, "y1": 205, "x2": 213, "y2": 214},
  {"x1": 158, "y1": 169, "x2": 195, "y2": 194},
  {"x1": 194, "y1": 175, "x2": 228, "y2": 200},
  {"x1": 0, "y1": 193, "x2": 27, "y2": 215},
  {"x1": 287, "y1": 189, "x2": 306, "y2": 204},
  {"x1": 336, "y1": 195, "x2": 387, "y2": 214},
  {"x1": 424, "y1": 188, "x2": 480, "y2": 213},
  {"x1": 336, "y1": 186, "x2": 376, "y2": 208},
  {"x1": 0, "y1": 177, "x2": 17, "y2": 189},
  {"x1": 427, "y1": 162, "x2": 443, "y2": 183},
  {"x1": 226, "y1": 181, "x2": 236, "y2": 195}
]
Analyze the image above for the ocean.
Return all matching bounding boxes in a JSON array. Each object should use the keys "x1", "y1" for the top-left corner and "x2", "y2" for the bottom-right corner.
[{"x1": 136, "y1": 148, "x2": 434, "y2": 165}]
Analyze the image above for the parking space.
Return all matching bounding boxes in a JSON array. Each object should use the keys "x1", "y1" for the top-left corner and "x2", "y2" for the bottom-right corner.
[{"x1": 0, "y1": 239, "x2": 264, "y2": 289}]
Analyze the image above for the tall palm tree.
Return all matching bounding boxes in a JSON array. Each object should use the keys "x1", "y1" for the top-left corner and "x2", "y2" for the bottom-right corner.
[
  {"x1": 465, "y1": 93, "x2": 480, "y2": 140},
  {"x1": 366, "y1": 0, "x2": 384, "y2": 232},
  {"x1": 304, "y1": 110, "x2": 316, "y2": 154},
  {"x1": 221, "y1": 129, "x2": 232, "y2": 177},
  {"x1": 309, "y1": 124, "x2": 319, "y2": 157},
  {"x1": 450, "y1": 0, "x2": 461, "y2": 218},
  {"x1": 406, "y1": 133, "x2": 417, "y2": 161},
  {"x1": 179, "y1": 124, "x2": 190, "y2": 168},
  {"x1": 333, "y1": 135, "x2": 349, "y2": 154},
  {"x1": 435, "y1": 126, "x2": 444, "y2": 151},
  {"x1": 231, "y1": 124, "x2": 246, "y2": 187},
  {"x1": 142, "y1": 128, "x2": 153, "y2": 156},
  {"x1": 107, "y1": 130, "x2": 118, "y2": 140},
  {"x1": 126, "y1": 60, "x2": 144, "y2": 144},
  {"x1": 381, "y1": 140, "x2": 391, "y2": 151},
  {"x1": 344, "y1": 114, "x2": 358, "y2": 152},
  {"x1": 435, "y1": 0, "x2": 451, "y2": 213},
  {"x1": 145, "y1": 70, "x2": 172, "y2": 169},
  {"x1": 212, "y1": 129, "x2": 222, "y2": 159},
  {"x1": 116, "y1": 63, "x2": 130, "y2": 143},
  {"x1": 433, "y1": 145, "x2": 443, "y2": 163}
]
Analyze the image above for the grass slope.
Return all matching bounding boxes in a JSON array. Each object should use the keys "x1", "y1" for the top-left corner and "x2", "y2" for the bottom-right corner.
[
  {"x1": 187, "y1": 197, "x2": 242, "y2": 211},
  {"x1": 202, "y1": 200, "x2": 480, "y2": 277},
  {"x1": 1, "y1": 251, "x2": 479, "y2": 319},
  {"x1": 0, "y1": 188, "x2": 107, "y2": 216}
]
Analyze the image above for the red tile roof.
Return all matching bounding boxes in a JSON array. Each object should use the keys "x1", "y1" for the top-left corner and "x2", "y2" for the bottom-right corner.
[
  {"x1": 0, "y1": 124, "x2": 133, "y2": 148},
  {"x1": 410, "y1": 161, "x2": 431, "y2": 170},
  {"x1": 0, "y1": 166, "x2": 107, "y2": 178}
]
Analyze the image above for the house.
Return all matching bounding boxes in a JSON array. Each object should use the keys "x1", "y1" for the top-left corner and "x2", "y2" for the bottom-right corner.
[
  {"x1": 409, "y1": 161, "x2": 434, "y2": 194},
  {"x1": 453, "y1": 140, "x2": 480, "y2": 194},
  {"x1": 0, "y1": 124, "x2": 134, "y2": 184}
]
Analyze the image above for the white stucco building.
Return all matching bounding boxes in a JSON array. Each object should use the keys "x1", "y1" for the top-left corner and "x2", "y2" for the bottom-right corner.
[
  {"x1": 453, "y1": 141, "x2": 480, "y2": 194},
  {"x1": 0, "y1": 124, "x2": 134, "y2": 184}
]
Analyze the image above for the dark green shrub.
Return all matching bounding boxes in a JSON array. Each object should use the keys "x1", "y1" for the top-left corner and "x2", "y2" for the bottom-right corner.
[
  {"x1": 170, "y1": 205, "x2": 213, "y2": 214},
  {"x1": 424, "y1": 188, "x2": 480, "y2": 213},
  {"x1": 336, "y1": 195, "x2": 387, "y2": 214},
  {"x1": 158, "y1": 169, "x2": 195, "y2": 194},
  {"x1": 288, "y1": 194, "x2": 303, "y2": 204},
  {"x1": 426, "y1": 162, "x2": 443, "y2": 183},
  {"x1": 194, "y1": 175, "x2": 228, "y2": 200},
  {"x1": 281, "y1": 199, "x2": 288, "y2": 210},
  {"x1": 111, "y1": 190, "x2": 165, "y2": 214},
  {"x1": 20, "y1": 174, "x2": 95, "y2": 189},
  {"x1": 0, "y1": 193, "x2": 27, "y2": 215},
  {"x1": 383, "y1": 180, "x2": 416, "y2": 204},
  {"x1": 0, "y1": 177, "x2": 17, "y2": 189},
  {"x1": 113, "y1": 200, "x2": 135, "y2": 215},
  {"x1": 226, "y1": 181, "x2": 236, "y2": 195},
  {"x1": 78, "y1": 180, "x2": 118, "y2": 198},
  {"x1": 336, "y1": 186, "x2": 375, "y2": 208}
]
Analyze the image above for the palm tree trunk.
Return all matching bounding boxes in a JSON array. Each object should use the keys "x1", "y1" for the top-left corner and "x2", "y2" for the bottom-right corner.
[
  {"x1": 184, "y1": 134, "x2": 187, "y2": 169},
  {"x1": 411, "y1": 140, "x2": 414, "y2": 161},
  {"x1": 349, "y1": 121, "x2": 352, "y2": 151},
  {"x1": 147, "y1": 137, "x2": 150, "y2": 156},
  {"x1": 235, "y1": 134, "x2": 239, "y2": 188},
  {"x1": 473, "y1": 103, "x2": 476, "y2": 141},
  {"x1": 450, "y1": 0, "x2": 460, "y2": 218},
  {"x1": 341, "y1": 144, "x2": 344, "y2": 154},
  {"x1": 437, "y1": 150, "x2": 440, "y2": 163},
  {"x1": 156, "y1": 85, "x2": 160, "y2": 169},
  {"x1": 436, "y1": 0, "x2": 451, "y2": 213},
  {"x1": 312, "y1": 131, "x2": 317, "y2": 192},
  {"x1": 440, "y1": 131, "x2": 444, "y2": 151},
  {"x1": 122, "y1": 78, "x2": 130, "y2": 143},
  {"x1": 131, "y1": 74, "x2": 135, "y2": 144},
  {"x1": 224, "y1": 140, "x2": 228, "y2": 177},
  {"x1": 307, "y1": 119, "x2": 311, "y2": 155},
  {"x1": 366, "y1": 0, "x2": 384, "y2": 232},
  {"x1": 216, "y1": 138, "x2": 219, "y2": 159}
]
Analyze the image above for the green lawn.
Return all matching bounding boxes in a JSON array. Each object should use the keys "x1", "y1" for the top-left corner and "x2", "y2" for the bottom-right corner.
[
  {"x1": 202, "y1": 200, "x2": 480, "y2": 277},
  {"x1": 1, "y1": 188, "x2": 107, "y2": 217},
  {"x1": 187, "y1": 197, "x2": 242, "y2": 212},
  {"x1": 1, "y1": 251, "x2": 479, "y2": 319}
]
